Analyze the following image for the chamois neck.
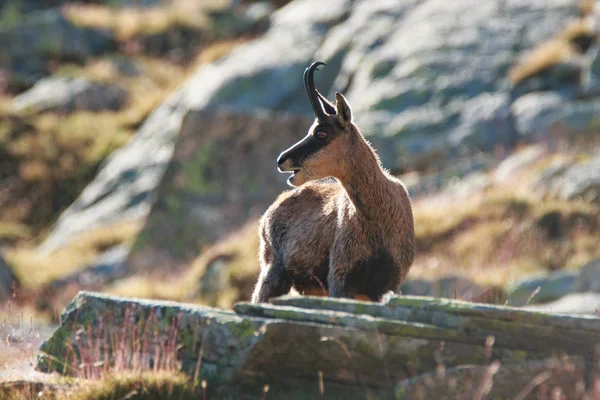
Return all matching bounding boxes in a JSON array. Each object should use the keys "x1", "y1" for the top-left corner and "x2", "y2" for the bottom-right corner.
[{"x1": 338, "y1": 132, "x2": 393, "y2": 220}]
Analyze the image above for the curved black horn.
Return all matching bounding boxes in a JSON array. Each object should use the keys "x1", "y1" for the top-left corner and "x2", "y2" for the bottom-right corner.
[{"x1": 304, "y1": 61, "x2": 327, "y2": 120}]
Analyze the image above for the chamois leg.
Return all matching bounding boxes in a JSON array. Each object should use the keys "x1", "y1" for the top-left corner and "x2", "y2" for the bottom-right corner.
[
  {"x1": 327, "y1": 266, "x2": 352, "y2": 299},
  {"x1": 251, "y1": 259, "x2": 291, "y2": 304},
  {"x1": 328, "y1": 263, "x2": 378, "y2": 302}
]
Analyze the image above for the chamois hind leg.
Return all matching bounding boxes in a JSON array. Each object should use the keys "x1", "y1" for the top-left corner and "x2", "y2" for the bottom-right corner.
[
  {"x1": 327, "y1": 261, "x2": 379, "y2": 302},
  {"x1": 252, "y1": 260, "x2": 291, "y2": 303},
  {"x1": 252, "y1": 235, "x2": 291, "y2": 304}
]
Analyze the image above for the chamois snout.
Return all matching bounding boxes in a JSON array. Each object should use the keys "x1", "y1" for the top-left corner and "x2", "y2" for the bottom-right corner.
[{"x1": 276, "y1": 133, "x2": 320, "y2": 187}]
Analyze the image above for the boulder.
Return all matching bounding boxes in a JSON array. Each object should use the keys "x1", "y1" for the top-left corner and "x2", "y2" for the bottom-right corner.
[
  {"x1": 508, "y1": 271, "x2": 578, "y2": 306},
  {"x1": 127, "y1": 110, "x2": 311, "y2": 270},
  {"x1": 512, "y1": 92, "x2": 600, "y2": 140},
  {"x1": 38, "y1": 292, "x2": 600, "y2": 399},
  {"x1": 0, "y1": 9, "x2": 114, "y2": 88},
  {"x1": 526, "y1": 292, "x2": 600, "y2": 315},
  {"x1": 557, "y1": 152, "x2": 600, "y2": 202},
  {"x1": 493, "y1": 145, "x2": 546, "y2": 183},
  {"x1": 12, "y1": 77, "x2": 128, "y2": 114},
  {"x1": 575, "y1": 259, "x2": 600, "y2": 292},
  {"x1": 530, "y1": 157, "x2": 573, "y2": 198},
  {"x1": 46, "y1": 244, "x2": 131, "y2": 293},
  {"x1": 0, "y1": 253, "x2": 19, "y2": 300},
  {"x1": 400, "y1": 276, "x2": 507, "y2": 304}
]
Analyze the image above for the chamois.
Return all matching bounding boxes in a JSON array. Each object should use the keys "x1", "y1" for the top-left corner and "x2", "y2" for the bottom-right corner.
[{"x1": 251, "y1": 62, "x2": 415, "y2": 304}]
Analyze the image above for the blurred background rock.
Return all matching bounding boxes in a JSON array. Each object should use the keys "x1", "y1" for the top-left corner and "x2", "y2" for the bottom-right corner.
[{"x1": 0, "y1": 0, "x2": 599, "y2": 322}]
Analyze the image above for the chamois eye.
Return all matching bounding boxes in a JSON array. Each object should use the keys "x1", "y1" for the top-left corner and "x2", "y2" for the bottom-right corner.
[{"x1": 315, "y1": 131, "x2": 329, "y2": 140}]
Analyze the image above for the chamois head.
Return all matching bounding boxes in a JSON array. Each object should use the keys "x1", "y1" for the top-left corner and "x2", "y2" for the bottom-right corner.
[{"x1": 277, "y1": 62, "x2": 356, "y2": 187}]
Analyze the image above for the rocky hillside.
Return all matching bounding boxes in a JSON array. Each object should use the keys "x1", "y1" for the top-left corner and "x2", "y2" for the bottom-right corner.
[{"x1": 38, "y1": 0, "x2": 600, "y2": 255}]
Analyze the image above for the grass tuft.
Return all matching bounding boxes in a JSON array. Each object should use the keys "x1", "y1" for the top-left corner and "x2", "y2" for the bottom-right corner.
[{"x1": 62, "y1": 371, "x2": 197, "y2": 400}]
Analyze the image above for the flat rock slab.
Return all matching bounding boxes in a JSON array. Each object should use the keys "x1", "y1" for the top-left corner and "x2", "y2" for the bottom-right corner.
[{"x1": 37, "y1": 292, "x2": 600, "y2": 399}]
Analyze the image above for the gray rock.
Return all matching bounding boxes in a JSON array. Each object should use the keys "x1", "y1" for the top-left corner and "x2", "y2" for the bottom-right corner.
[
  {"x1": 530, "y1": 157, "x2": 573, "y2": 198},
  {"x1": 525, "y1": 292, "x2": 600, "y2": 315},
  {"x1": 557, "y1": 152, "x2": 600, "y2": 202},
  {"x1": 46, "y1": 244, "x2": 131, "y2": 293},
  {"x1": 0, "y1": 9, "x2": 114, "y2": 88},
  {"x1": 13, "y1": 77, "x2": 128, "y2": 114},
  {"x1": 199, "y1": 255, "x2": 235, "y2": 303},
  {"x1": 447, "y1": 92, "x2": 515, "y2": 154},
  {"x1": 442, "y1": 171, "x2": 491, "y2": 199},
  {"x1": 530, "y1": 152, "x2": 600, "y2": 202},
  {"x1": 575, "y1": 259, "x2": 600, "y2": 292},
  {"x1": 244, "y1": 2, "x2": 275, "y2": 26},
  {"x1": 512, "y1": 92, "x2": 600, "y2": 139},
  {"x1": 399, "y1": 279, "x2": 433, "y2": 297},
  {"x1": 39, "y1": 0, "x2": 583, "y2": 253},
  {"x1": 508, "y1": 271, "x2": 579, "y2": 306},
  {"x1": 38, "y1": 292, "x2": 600, "y2": 399},
  {"x1": 401, "y1": 276, "x2": 507, "y2": 304},
  {"x1": 0, "y1": 253, "x2": 19, "y2": 300},
  {"x1": 127, "y1": 110, "x2": 312, "y2": 270},
  {"x1": 494, "y1": 145, "x2": 546, "y2": 183},
  {"x1": 511, "y1": 91, "x2": 567, "y2": 138}
]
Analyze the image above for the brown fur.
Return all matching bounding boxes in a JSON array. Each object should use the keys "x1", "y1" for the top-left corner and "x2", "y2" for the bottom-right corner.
[{"x1": 251, "y1": 82, "x2": 415, "y2": 304}]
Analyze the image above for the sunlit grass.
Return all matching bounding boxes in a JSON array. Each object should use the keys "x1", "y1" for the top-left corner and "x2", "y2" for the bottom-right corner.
[
  {"x1": 6, "y1": 221, "x2": 141, "y2": 289},
  {"x1": 410, "y1": 184, "x2": 600, "y2": 287},
  {"x1": 62, "y1": 2, "x2": 215, "y2": 42},
  {"x1": 62, "y1": 371, "x2": 197, "y2": 400},
  {"x1": 509, "y1": 18, "x2": 594, "y2": 84},
  {"x1": 183, "y1": 221, "x2": 260, "y2": 309}
]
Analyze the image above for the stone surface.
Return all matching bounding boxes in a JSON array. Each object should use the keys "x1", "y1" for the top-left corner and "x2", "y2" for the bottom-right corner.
[
  {"x1": 400, "y1": 276, "x2": 507, "y2": 304},
  {"x1": 12, "y1": 77, "x2": 128, "y2": 114},
  {"x1": 38, "y1": 292, "x2": 600, "y2": 399},
  {"x1": 508, "y1": 271, "x2": 578, "y2": 306},
  {"x1": 512, "y1": 92, "x2": 600, "y2": 139},
  {"x1": 530, "y1": 151, "x2": 600, "y2": 202},
  {"x1": 126, "y1": 110, "x2": 311, "y2": 270},
  {"x1": 508, "y1": 259, "x2": 600, "y2": 307},
  {"x1": 0, "y1": 253, "x2": 18, "y2": 300},
  {"x1": 525, "y1": 292, "x2": 600, "y2": 315},
  {"x1": 46, "y1": 244, "x2": 131, "y2": 294},
  {"x1": 557, "y1": 152, "x2": 600, "y2": 202},
  {"x1": 576, "y1": 259, "x2": 600, "y2": 292},
  {"x1": 493, "y1": 145, "x2": 546, "y2": 183},
  {"x1": 0, "y1": 9, "x2": 114, "y2": 88}
]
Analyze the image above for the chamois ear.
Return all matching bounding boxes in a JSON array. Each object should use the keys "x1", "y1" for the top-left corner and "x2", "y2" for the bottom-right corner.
[
  {"x1": 335, "y1": 92, "x2": 352, "y2": 131},
  {"x1": 316, "y1": 91, "x2": 336, "y2": 115}
]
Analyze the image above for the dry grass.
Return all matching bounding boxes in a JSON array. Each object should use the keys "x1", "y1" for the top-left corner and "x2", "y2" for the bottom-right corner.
[
  {"x1": 6, "y1": 220, "x2": 141, "y2": 289},
  {"x1": 0, "y1": 301, "x2": 200, "y2": 400},
  {"x1": 63, "y1": 2, "x2": 214, "y2": 42},
  {"x1": 54, "y1": 55, "x2": 188, "y2": 129},
  {"x1": 62, "y1": 371, "x2": 197, "y2": 400},
  {"x1": 509, "y1": 40, "x2": 578, "y2": 85},
  {"x1": 579, "y1": 0, "x2": 596, "y2": 16},
  {"x1": 184, "y1": 221, "x2": 260, "y2": 308},
  {"x1": 105, "y1": 275, "x2": 188, "y2": 303},
  {"x1": 508, "y1": 17, "x2": 595, "y2": 85},
  {"x1": 410, "y1": 183, "x2": 600, "y2": 287}
]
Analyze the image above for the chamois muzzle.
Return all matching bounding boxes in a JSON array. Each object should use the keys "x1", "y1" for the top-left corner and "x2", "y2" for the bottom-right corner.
[{"x1": 305, "y1": 61, "x2": 327, "y2": 121}]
